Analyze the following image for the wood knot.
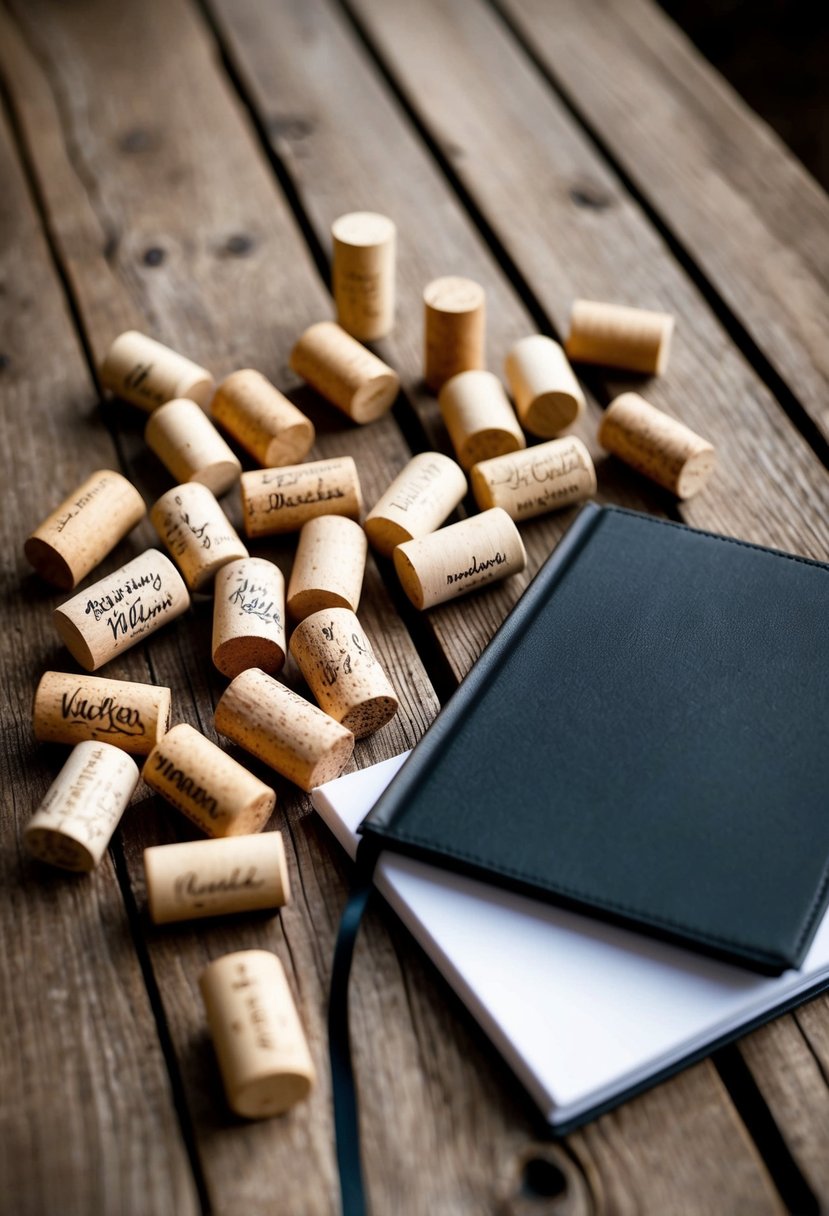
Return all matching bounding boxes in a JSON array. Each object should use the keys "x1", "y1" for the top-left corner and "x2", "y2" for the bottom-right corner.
[
  {"x1": 0, "y1": 354, "x2": 10, "y2": 371},
  {"x1": 119, "y1": 128, "x2": 159, "y2": 154},
  {"x1": 522, "y1": 1156, "x2": 567, "y2": 1199},
  {"x1": 268, "y1": 114, "x2": 314, "y2": 141},
  {"x1": 224, "y1": 234, "x2": 256, "y2": 257},
  {"x1": 143, "y1": 247, "x2": 166, "y2": 267},
  {"x1": 569, "y1": 186, "x2": 612, "y2": 210}
]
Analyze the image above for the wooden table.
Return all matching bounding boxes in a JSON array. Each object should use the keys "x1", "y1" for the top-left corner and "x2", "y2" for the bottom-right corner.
[{"x1": 2, "y1": 0, "x2": 828, "y2": 1211}]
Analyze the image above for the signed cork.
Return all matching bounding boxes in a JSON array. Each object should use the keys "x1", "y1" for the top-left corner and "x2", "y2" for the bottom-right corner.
[{"x1": 33, "y1": 671, "x2": 171, "y2": 756}]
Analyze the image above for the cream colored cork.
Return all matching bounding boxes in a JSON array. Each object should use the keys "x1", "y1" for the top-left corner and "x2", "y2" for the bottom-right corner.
[
  {"x1": 364, "y1": 452, "x2": 467, "y2": 558},
  {"x1": 423, "y1": 276, "x2": 486, "y2": 392},
  {"x1": 565, "y1": 301, "x2": 675, "y2": 376},
  {"x1": 150, "y1": 483, "x2": 248, "y2": 593},
  {"x1": 145, "y1": 398, "x2": 241, "y2": 497},
  {"x1": 438, "y1": 370, "x2": 525, "y2": 470},
  {"x1": 286, "y1": 515, "x2": 367, "y2": 622},
  {"x1": 470, "y1": 437, "x2": 597, "y2": 522},
  {"x1": 290, "y1": 321, "x2": 400, "y2": 424},
  {"x1": 143, "y1": 722, "x2": 275, "y2": 838},
  {"x1": 144, "y1": 832, "x2": 290, "y2": 925},
  {"x1": 25, "y1": 469, "x2": 146, "y2": 590},
  {"x1": 33, "y1": 671, "x2": 171, "y2": 757},
  {"x1": 211, "y1": 369, "x2": 315, "y2": 468},
  {"x1": 24, "y1": 741, "x2": 139, "y2": 872},
  {"x1": 394, "y1": 508, "x2": 526, "y2": 611},
  {"x1": 53, "y1": 550, "x2": 190, "y2": 672},
  {"x1": 100, "y1": 330, "x2": 214, "y2": 411},
  {"x1": 332, "y1": 211, "x2": 396, "y2": 341},
  {"x1": 240, "y1": 457, "x2": 363, "y2": 538},
  {"x1": 214, "y1": 668, "x2": 354, "y2": 792},
  {"x1": 212, "y1": 558, "x2": 287, "y2": 679},
  {"x1": 199, "y1": 950, "x2": 315, "y2": 1119},
  {"x1": 504, "y1": 336, "x2": 586, "y2": 437},
  {"x1": 598, "y1": 392, "x2": 716, "y2": 499},
  {"x1": 290, "y1": 608, "x2": 398, "y2": 739}
]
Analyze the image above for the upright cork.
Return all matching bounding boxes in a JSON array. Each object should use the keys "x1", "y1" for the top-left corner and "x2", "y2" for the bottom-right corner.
[
  {"x1": 24, "y1": 741, "x2": 139, "y2": 872},
  {"x1": 215, "y1": 668, "x2": 354, "y2": 792},
  {"x1": 143, "y1": 722, "x2": 275, "y2": 838},
  {"x1": 145, "y1": 398, "x2": 241, "y2": 497},
  {"x1": 394, "y1": 508, "x2": 526, "y2": 610},
  {"x1": 290, "y1": 321, "x2": 399, "y2": 424},
  {"x1": 25, "y1": 469, "x2": 146, "y2": 590},
  {"x1": 332, "y1": 211, "x2": 396, "y2": 341},
  {"x1": 100, "y1": 330, "x2": 214, "y2": 411},
  {"x1": 240, "y1": 457, "x2": 362, "y2": 538},
  {"x1": 423, "y1": 276, "x2": 486, "y2": 392},
  {"x1": 151, "y1": 483, "x2": 248, "y2": 593},
  {"x1": 598, "y1": 392, "x2": 716, "y2": 499},
  {"x1": 504, "y1": 336, "x2": 586, "y2": 437},
  {"x1": 199, "y1": 950, "x2": 315, "y2": 1119},
  {"x1": 439, "y1": 370, "x2": 525, "y2": 470},
  {"x1": 33, "y1": 671, "x2": 171, "y2": 756},
  {"x1": 290, "y1": 608, "x2": 398, "y2": 739},
  {"x1": 53, "y1": 550, "x2": 190, "y2": 672},
  {"x1": 565, "y1": 301, "x2": 675, "y2": 376},
  {"x1": 211, "y1": 369, "x2": 315, "y2": 468},
  {"x1": 212, "y1": 557, "x2": 287, "y2": 679},
  {"x1": 286, "y1": 515, "x2": 367, "y2": 622},
  {"x1": 470, "y1": 437, "x2": 597, "y2": 522},
  {"x1": 144, "y1": 832, "x2": 291, "y2": 925},
  {"x1": 364, "y1": 452, "x2": 467, "y2": 558}
]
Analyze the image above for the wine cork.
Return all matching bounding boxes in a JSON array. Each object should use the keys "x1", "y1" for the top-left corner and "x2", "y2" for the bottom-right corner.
[
  {"x1": 150, "y1": 483, "x2": 249, "y2": 593},
  {"x1": 423, "y1": 276, "x2": 486, "y2": 392},
  {"x1": 289, "y1": 321, "x2": 399, "y2": 424},
  {"x1": 215, "y1": 668, "x2": 354, "y2": 792},
  {"x1": 53, "y1": 550, "x2": 190, "y2": 672},
  {"x1": 364, "y1": 452, "x2": 467, "y2": 558},
  {"x1": 211, "y1": 369, "x2": 315, "y2": 468},
  {"x1": 438, "y1": 370, "x2": 525, "y2": 470},
  {"x1": 100, "y1": 330, "x2": 214, "y2": 411},
  {"x1": 24, "y1": 469, "x2": 146, "y2": 590},
  {"x1": 240, "y1": 457, "x2": 362, "y2": 538},
  {"x1": 504, "y1": 336, "x2": 586, "y2": 437},
  {"x1": 470, "y1": 437, "x2": 597, "y2": 522},
  {"x1": 286, "y1": 515, "x2": 367, "y2": 621},
  {"x1": 145, "y1": 398, "x2": 241, "y2": 497},
  {"x1": 212, "y1": 558, "x2": 287, "y2": 679},
  {"x1": 332, "y1": 211, "x2": 396, "y2": 341},
  {"x1": 290, "y1": 608, "x2": 398, "y2": 739},
  {"x1": 143, "y1": 722, "x2": 275, "y2": 838},
  {"x1": 565, "y1": 301, "x2": 675, "y2": 376},
  {"x1": 199, "y1": 950, "x2": 315, "y2": 1119},
  {"x1": 33, "y1": 671, "x2": 171, "y2": 756},
  {"x1": 598, "y1": 392, "x2": 716, "y2": 499},
  {"x1": 144, "y1": 832, "x2": 290, "y2": 925},
  {"x1": 394, "y1": 508, "x2": 526, "y2": 610},
  {"x1": 24, "y1": 741, "x2": 139, "y2": 872}
]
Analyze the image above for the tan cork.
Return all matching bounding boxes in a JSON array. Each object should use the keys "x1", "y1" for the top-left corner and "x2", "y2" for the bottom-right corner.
[
  {"x1": 33, "y1": 671, "x2": 171, "y2": 756},
  {"x1": 470, "y1": 437, "x2": 597, "y2": 522},
  {"x1": 364, "y1": 451, "x2": 467, "y2": 558},
  {"x1": 144, "y1": 832, "x2": 290, "y2": 925},
  {"x1": 332, "y1": 211, "x2": 396, "y2": 341},
  {"x1": 212, "y1": 558, "x2": 287, "y2": 679},
  {"x1": 240, "y1": 456, "x2": 362, "y2": 538},
  {"x1": 286, "y1": 515, "x2": 367, "y2": 621},
  {"x1": 438, "y1": 370, "x2": 525, "y2": 470},
  {"x1": 290, "y1": 321, "x2": 399, "y2": 423},
  {"x1": 150, "y1": 482, "x2": 248, "y2": 593},
  {"x1": 565, "y1": 300, "x2": 674, "y2": 375},
  {"x1": 598, "y1": 392, "x2": 716, "y2": 499},
  {"x1": 393, "y1": 508, "x2": 526, "y2": 610},
  {"x1": 211, "y1": 369, "x2": 315, "y2": 468},
  {"x1": 504, "y1": 335, "x2": 585, "y2": 437},
  {"x1": 100, "y1": 330, "x2": 214, "y2": 411},
  {"x1": 145, "y1": 398, "x2": 241, "y2": 497},
  {"x1": 423, "y1": 276, "x2": 486, "y2": 392}
]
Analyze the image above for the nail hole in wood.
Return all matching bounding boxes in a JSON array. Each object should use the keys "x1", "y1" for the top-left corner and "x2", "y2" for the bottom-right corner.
[{"x1": 521, "y1": 1156, "x2": 567, "y2": 1199}]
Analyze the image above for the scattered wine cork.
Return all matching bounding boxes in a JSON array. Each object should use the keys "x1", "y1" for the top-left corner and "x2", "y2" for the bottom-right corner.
[
  {"x1": 143, "y1": 722, "x2": 275, "y2": 838},
  {"x1": 33, "y1": 671, "x2": 171, "y2": 756},
  {"x1": 24, "y1": 741, "x2": 139, "y2": 872},
  {"x1": 145, "y1": 398, "x2": 241, "y2": 497},
  {"x1": 100, "y1": 330, "x2": 214, "y2": 411},
  {"x1": 289, "y1": 321, "x2": 399, "y2": 424},
  {"x1": 470, "y1": 437, "x2": 597, "y2": 522},
  {"x1": 394, "y1": 508, "x2": 526, "y2": 610},
  {"x1": 286, "y1": 515, "x2": 367, "y2": 622},
  {"x1": 215, "y1": 668, "x2": 354, "y2": 792},
  {"x1": 598, "y1": 392, "x2": 716, "y2": 499},
  {"x1": 332, "y1": 211, "x2": 396, "y2": 341},
  {"x1": 150, "y1": 483, "x2": 248, "y2": 593},
  {"x1": 423, "y1": 276, "x2": 486, "y2": 392},
  {"x1": 565, "y1": 301, "x2": 675, "y2": 376},
  {"x1": 364, "y1": 452, "x2": 467, "y2": 557},
  {"x1": 144, "y1": 832, "x2": 290, "y2": 925},
  {"x1": 438, "y1": 370, "x2": 525, "y2": 470},
  {"x1": 212, "y1": 558, "x2": 287, "y2": 679},
  {"x1": 199, "y1": 950, "x2": 315, "y2": 1119},
  {"x1": 240, "y1": 457, "x2": 362, "y2": 538},
  {"x1": 504, "y1": 336, "x2": 586, "y2": 437},
  {"x1": 53, "y1": 550, "x2": 190, "y2": 672},
  {"x1": 211, "y1": 369, "x2": 315, "y2": 468},
  {"x1": 290, "y1": 608, "x2": 398, "y2": 739},
  {"x1": 24, "y1": 469, "x2": 146, "y2": 590}
]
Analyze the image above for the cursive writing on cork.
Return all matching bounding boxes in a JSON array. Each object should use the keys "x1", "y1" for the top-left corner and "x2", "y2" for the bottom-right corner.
[
  {"x1": 174, "y1": 866, "x2": 265, "y2": 906},
  {"x1": 61, "y1": 687, "x2": 145, "y2": 738},
  {"x1": 446, "y1": 552, "x2": 507, "y2": 585},
  {"x1": 151, "y1": 754, "x2": 219, "y2": 819}
]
